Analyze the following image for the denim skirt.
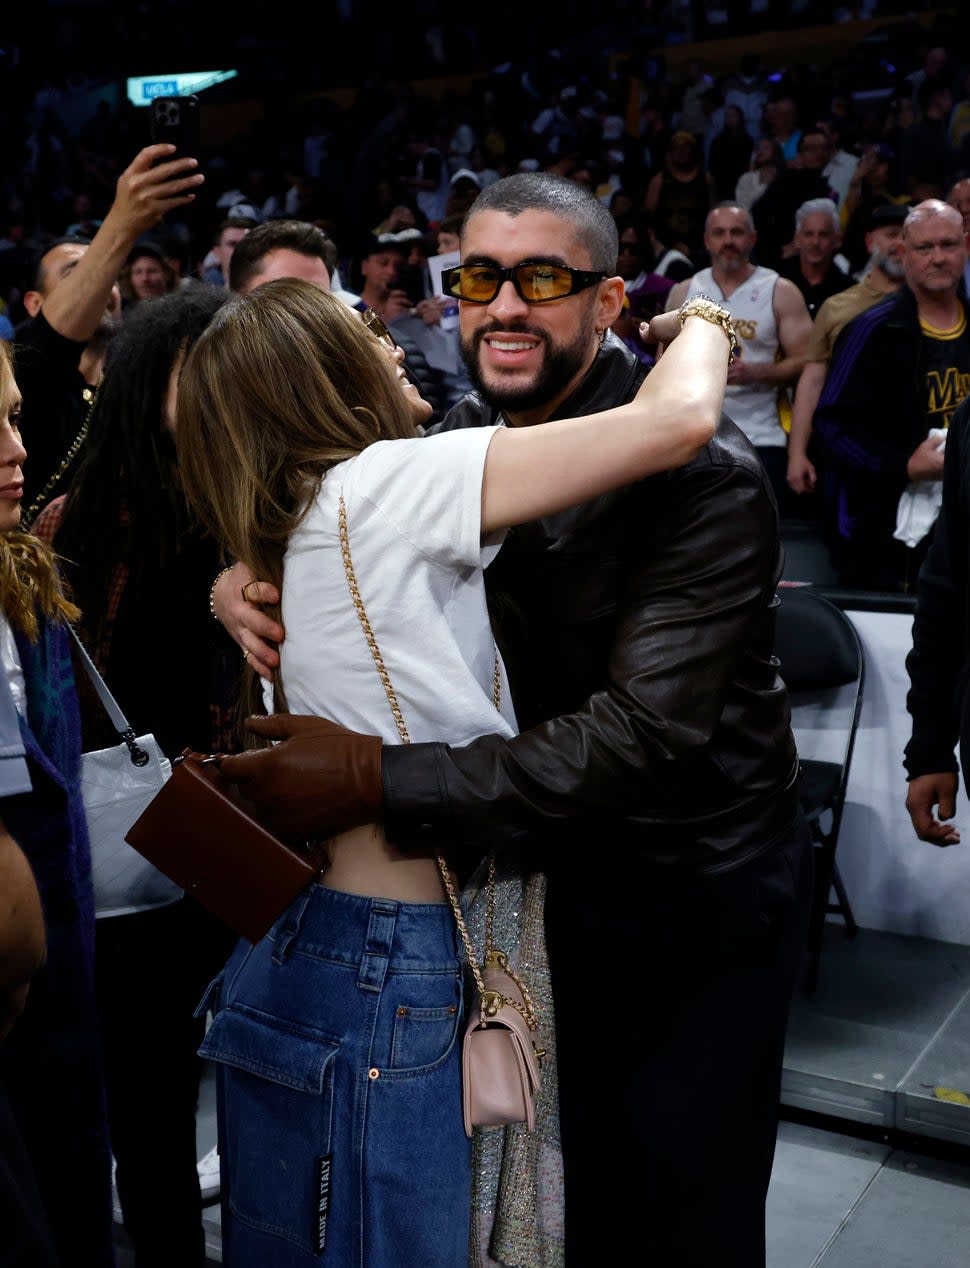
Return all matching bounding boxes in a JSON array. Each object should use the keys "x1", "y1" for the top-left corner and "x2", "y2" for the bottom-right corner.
[{"x1": 198, "y1": 883, "x2": 470, "y2": 1266}]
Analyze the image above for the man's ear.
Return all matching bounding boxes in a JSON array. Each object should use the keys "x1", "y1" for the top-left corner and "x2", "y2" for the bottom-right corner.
[
  {"x1": 22, "y1": 291, "x2": 43, "y2": 319},
  {"x1": 596, "y1": 275, "x2": 626, "y2": 331}
]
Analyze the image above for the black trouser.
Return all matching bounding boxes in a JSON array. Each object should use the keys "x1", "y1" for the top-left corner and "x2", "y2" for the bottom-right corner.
[
  {"x1": 0, "y1": 1081, "x2": 59, "y2": 1267},
  {"x1": 546, "y1": 814, "x2": 813, "y2": 1268},
  {"x1": 95, "y1": 897, "x2": 235, "y2": 1268}
]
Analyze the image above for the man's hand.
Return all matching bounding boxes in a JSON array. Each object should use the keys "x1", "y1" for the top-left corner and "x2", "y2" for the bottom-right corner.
[
  {"x1": 415, "y1": 297, "x2": 448, "y2": 326},
  {"x1": 107, "y1": 145, "x2": 205, "y2": 239},
  {"x1": 382, "y1": 289, "x2": 414, "y2": 322},
  {"x1": 906, "y1": 435, "x2": 946, "y2": 482},
  {"x1": 211, "y1": 562, "x2": 283, "y2": 680},
  {"x1": 727, "y1": 356, "x2": 760, "y2": 386},
  {"x1": 41, "y1": 145, "x2": 205, "y2": 343},
  {"x1": 906, "y1": 772, "x2": 961, "y2": 845},
  {"x1": 218, "y1": 715, "x2": 383, "y2": 840},
  {"x1": 787, "y1": 451, "x2": 817, "y2": 494}
]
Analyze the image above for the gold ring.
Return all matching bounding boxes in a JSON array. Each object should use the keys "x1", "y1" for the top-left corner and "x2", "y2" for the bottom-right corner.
[
  {"x1": 241, "y1": 581, "x2": 259, "y2": 604},
  {"x1": 242, "y1": 649, "x2": 251, "y2": 664}
]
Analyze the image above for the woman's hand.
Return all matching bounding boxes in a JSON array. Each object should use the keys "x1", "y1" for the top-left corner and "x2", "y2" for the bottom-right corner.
[{"x1": 211, "y1": 562, "x2": 283, "y2": 680}]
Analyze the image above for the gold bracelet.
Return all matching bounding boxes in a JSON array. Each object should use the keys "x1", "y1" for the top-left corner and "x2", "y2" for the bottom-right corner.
[
  {"x1": 678, "y1": 294, "x2": 738, "y2": 363},
  {"x1": 209, "y1": 564, "x2": 234, "y2": 622}
]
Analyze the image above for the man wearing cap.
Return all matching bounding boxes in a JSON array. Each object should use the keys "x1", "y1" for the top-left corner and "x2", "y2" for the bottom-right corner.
[
  {"x1": 788, "y1": 203, "x2": 908, "y2": 496},
  {"x1": 840, "y1": 142, "x2": 909, "y2": 273},
  {"x1": 812, "y1": 200, "x2": 970, "y2": 590}
]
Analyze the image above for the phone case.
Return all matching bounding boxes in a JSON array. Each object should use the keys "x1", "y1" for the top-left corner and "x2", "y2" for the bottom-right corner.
[{"x1": 149, "y1": 94, "x2": 200, "y2": 157}]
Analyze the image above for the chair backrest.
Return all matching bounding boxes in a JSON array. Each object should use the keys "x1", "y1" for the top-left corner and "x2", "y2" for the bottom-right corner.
[{"x1": 773, "y1": 588, "x2": 862, "y2": 693}]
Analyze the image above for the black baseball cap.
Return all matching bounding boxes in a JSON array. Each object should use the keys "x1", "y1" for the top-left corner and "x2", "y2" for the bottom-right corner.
[{"x1": 869, "y1": 204, "x2": 909, "y2": 230}]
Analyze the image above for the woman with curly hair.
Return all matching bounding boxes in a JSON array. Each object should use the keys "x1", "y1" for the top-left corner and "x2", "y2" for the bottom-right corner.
[{"x1": 0, "y1": 338, "x2": 114, "y2": 1267}]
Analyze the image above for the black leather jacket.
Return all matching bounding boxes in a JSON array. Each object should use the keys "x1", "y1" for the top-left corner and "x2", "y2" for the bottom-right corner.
[{"x1": 383, "y1": 336, "x2": 800, "y2": 874}]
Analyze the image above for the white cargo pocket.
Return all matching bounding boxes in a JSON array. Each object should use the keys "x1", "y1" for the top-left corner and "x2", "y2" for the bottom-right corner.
[{"x1": 200, "y1": 1003, "x2": 341, "y2": 1254}]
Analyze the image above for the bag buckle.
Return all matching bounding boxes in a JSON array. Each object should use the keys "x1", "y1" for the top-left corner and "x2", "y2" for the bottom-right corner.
[
  {"x1": 481, "y1": 989, "x2": 504, "y2": 1019},
  {"x1": 121, "y1": 727, "x2": 150, "y2": 768}
]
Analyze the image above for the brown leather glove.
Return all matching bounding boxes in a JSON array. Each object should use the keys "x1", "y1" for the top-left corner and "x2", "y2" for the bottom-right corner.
[{"x1": 217, "y1": 715, "x2": 383, "y2": 840}]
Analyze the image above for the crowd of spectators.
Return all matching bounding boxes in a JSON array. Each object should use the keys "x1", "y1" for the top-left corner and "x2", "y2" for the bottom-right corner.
[
  {"x1": 4, "y1": 7, "x2": 970, "y2": 1264},
  {"x1": 2, "y1": 9, "x2": 970, "y2": 593}
]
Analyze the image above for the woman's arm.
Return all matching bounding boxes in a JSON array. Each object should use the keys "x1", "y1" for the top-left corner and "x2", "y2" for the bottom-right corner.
[
  {"x1": 0, "y1": 816, "x2": 45, "y2": 1042},
  {"x1": 480, "y1": 311, "x2": 731, "y2": 532}
]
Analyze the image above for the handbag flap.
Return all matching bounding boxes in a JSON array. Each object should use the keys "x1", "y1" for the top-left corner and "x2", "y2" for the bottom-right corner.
[
  {"x1": 82, "y1": 735, "x2": 170, "y2": 801},
  {"x1": 125, "y1": 750, "x2": 320, "y2": 943},
  {"x1": 463, "y1": 1025, "x2": 536, "y2": 1134}
]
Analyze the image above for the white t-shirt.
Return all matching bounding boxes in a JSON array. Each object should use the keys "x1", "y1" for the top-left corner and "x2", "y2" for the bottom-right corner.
[{"x1": 265, "y1": 428, "x2": 518, "y2": 746}]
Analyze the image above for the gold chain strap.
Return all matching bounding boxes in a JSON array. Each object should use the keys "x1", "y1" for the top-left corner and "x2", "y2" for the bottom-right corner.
[
  {"x1": 337, "y1": 494, "x2": 537, "y2": 1031},
  {"x1": 21, "y1": 380, "x2": 100, "y2": 531}
]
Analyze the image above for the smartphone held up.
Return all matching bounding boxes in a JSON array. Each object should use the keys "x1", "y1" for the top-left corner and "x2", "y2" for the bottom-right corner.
[{"x1": 149, "y1": 94, "x2": 201, "y2": 164}]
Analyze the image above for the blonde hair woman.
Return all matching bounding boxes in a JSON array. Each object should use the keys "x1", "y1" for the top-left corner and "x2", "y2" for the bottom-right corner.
[
  {"x1": 176, "y1": 278, "x2": 731, "y2": 1266},
  {"x1": 0, "y1": 341, "x2": 115, "y2": 1266}
]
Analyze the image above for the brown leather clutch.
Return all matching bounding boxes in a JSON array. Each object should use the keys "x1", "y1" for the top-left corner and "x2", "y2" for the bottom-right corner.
[{"x1": 125, "y1": 749, "x2": 321, "y2": 943}]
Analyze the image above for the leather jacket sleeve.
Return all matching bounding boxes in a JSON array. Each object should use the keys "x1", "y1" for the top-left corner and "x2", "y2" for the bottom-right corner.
[{"x1": 383, "y1": 431, "x2": 796, "y2": 865}]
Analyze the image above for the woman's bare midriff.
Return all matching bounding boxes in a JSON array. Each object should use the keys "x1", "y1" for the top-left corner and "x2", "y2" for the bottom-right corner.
[{"x1": 319, "y1": 823, "x2": 453, "y2": 904}]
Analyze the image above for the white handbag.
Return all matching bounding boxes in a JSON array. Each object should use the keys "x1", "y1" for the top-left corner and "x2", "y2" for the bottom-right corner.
[{"x1": 70, "y1": 628, "x2": 182, "y2": 917}]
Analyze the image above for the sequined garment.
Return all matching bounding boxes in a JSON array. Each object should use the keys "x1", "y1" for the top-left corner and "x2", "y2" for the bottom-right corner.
[{"x1": 464, "y1": 863, "x2": 565, "y2": 1267}]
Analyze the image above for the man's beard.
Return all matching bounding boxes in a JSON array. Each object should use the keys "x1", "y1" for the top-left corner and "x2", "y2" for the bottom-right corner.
[
  {"x1": 871, "y1": 248, "x2": 906, "y2": 281},
  {"x1": 460, "y1": 320, "x2": 594, "y2": 415}
]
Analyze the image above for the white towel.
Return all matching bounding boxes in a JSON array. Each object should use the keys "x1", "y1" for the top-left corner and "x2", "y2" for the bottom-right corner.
[{"x1": 893, "y1": 428, "x2": 947, "y2": 549}]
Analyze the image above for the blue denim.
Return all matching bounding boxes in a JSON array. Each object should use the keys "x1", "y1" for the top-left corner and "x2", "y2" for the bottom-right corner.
[{"x1": 199, "y1": 884, "x2": 470, "y2": 1266}]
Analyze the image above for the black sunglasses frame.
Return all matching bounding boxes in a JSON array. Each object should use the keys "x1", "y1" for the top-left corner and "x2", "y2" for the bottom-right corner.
[{"x1": 442, "y1": 261, "x2": 607, "y2": 305}]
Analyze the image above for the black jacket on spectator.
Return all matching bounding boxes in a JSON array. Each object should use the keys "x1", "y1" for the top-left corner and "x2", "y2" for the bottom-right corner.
[
  {"x1": 778, "y1": 256, "x2": 852, "y2": 319},
  {"x1": 13, "y1": 312, "x2": 90, "y2": 508}
]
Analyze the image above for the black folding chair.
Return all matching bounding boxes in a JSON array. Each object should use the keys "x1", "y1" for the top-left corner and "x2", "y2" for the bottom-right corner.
[{"x1": 774, "y1": 588, "x2": 865, "y2": 996}]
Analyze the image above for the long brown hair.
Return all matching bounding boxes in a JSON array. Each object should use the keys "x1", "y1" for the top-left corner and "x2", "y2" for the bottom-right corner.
[
  {"x1": 178, "y1": 279, "x2": 416, "y2": 596},
  {"x1": 0, "y1": 342, "x2": 79, "y2": 640}
]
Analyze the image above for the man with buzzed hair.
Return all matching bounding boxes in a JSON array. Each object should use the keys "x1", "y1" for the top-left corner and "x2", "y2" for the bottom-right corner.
[
  {"x1": 212, "y1": 171, "x2": 812, "y2": 1267},
  {"x1": 666, "y1": 201, "x2": 813, "y2": 507}
]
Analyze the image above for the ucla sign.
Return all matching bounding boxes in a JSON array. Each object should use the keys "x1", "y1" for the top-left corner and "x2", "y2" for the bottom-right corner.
[{"x1": 126, "y1": 70, "x2": 238, "y2": 107}]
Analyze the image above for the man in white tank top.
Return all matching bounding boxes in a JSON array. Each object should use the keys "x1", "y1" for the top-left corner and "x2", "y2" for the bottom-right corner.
[{"x1": 665, "y1": 202, "x2": 813, "y2": 508}]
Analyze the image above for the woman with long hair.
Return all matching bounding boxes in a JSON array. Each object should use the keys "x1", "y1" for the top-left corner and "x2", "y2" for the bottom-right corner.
[
  {"x1": 174, "y1": 277, "x2": 732, "y2": 1266},
  {"x1": 0, "y1": 340, "x2": 115, "y2": 1267},
  {"x1": 33, "y1": 287, "x2": 238, "y2": 1268}
]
